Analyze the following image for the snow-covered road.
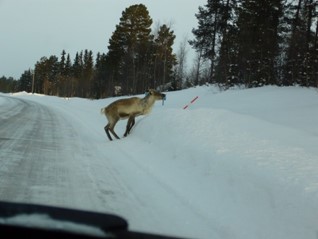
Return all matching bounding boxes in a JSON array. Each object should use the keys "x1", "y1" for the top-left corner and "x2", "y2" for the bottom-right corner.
[{"x1": 0, "y1": 95, "x2": 105, "y2": 209}]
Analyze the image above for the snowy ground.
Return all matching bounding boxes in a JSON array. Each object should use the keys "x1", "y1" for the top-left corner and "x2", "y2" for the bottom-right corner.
[{"x1": 1, "y1": 85, "x2": 318, "y2": 239}]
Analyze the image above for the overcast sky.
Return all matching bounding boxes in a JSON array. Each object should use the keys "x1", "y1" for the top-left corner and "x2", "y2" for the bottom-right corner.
[{"x1": 0, "y1": 0, "x2": 206, "y2": 79}]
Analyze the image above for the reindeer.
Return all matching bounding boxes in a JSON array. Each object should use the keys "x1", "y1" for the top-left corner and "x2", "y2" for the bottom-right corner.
[{"x1": 101, "y1": 89, "x2": 166, "y2": 141}]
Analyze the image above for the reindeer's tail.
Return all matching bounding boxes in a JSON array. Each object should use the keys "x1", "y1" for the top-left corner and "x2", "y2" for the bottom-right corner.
[{"x1": 100, "y1": 107, "x2": 106, "y2": 115}]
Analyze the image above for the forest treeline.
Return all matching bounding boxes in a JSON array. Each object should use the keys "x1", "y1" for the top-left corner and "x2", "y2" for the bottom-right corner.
[
  {"x1": 190, "y1": 0, "x2": 318, "y2": 88},
  {"x1": 2, "y1": 4, "x2": 178, "y2": 98},
  {"x1": 1, "y1": 1, "x2": 318, "y2": 97}
]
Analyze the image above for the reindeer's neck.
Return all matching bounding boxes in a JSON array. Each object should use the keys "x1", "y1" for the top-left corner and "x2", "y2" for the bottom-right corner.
[{"x1": 140, "y1": 94, "x2": 156, "y2": 114}]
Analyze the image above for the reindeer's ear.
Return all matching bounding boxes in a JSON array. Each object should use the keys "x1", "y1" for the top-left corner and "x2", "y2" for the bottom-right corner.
[
  {"x1": 145, "y1": 89, "x2": 151, "y2": 96},
  {"x1": 148, "y1": 89, "x2": 153, "y2": 95}
]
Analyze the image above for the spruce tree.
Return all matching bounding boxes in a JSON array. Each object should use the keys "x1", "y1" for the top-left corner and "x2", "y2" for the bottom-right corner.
[
  {"x1": 72, "y1": 51, "x2": 83, "y2": 96},
  {"x1": 83, "y1": 50, "x2": 94, "y2": 98},
  {"x1": 0, "y1": 76, "x2": 17, "y2": 93},
  {"x1": 60, "y1": 50, "x2": 66, "y2": 75},
  {"x1": 18, "y1": 70, "x2": 32, "y2": 92},
  {"x1": 283, "y1": 0, "x2": 318, "y2": 86},
  {"x1": 214, "y1": 0, "x2": 240, "y2": 88},
  {"x1": 153, "y1": 24, "x2": 177, "y2": 90},
  {"x1": 93, "y1": 53, "x2": 111, "y2": 98}
]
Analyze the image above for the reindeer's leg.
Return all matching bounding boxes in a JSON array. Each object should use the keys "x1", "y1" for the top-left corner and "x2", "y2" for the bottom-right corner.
[
  {"x1": 105, "y1": 121, "x2": 120, "y2": 141},
  {"x1": 104, "y1": 124, "x2": 113, "y2": 141},
  {"x1": 109, "y1": 127, "x2": 120, "y2": 140},
  {"x1": 124, "y1": 116, "x2": 136, "y2": 137},
  {"x1": 127, "y1": 117, "x2": 135, "y2": 134},
  {"x1": 124, "y1": 116, "x2": 134, "y2": 137}
]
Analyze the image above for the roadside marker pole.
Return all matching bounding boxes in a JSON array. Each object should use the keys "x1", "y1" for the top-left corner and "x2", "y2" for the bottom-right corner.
[{"x1": 183, "y1": 96, "x2": 199, "y2": 109}]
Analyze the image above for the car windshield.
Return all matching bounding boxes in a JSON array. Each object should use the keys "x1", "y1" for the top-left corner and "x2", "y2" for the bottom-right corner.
[{"x1": 1, "y1": 1, "x2": 318, "y2": 239}]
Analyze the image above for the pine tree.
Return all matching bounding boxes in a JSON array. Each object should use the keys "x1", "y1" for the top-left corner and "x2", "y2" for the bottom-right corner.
[
  {"x1": 107, "y1": 4, "x2": 153, "y2": 94},
  {"x1": 190, "y1": 0, "x2": 227, "y2": 83},
  {"x1": 48, "y1": 55, "x2": 59, "y2": 95},
  {"x1": 34, "y1": 56, "x2": 59, "y2": 95},
  {"x1": 237, "y1": 0, "x2": 283, "y2": 87}
]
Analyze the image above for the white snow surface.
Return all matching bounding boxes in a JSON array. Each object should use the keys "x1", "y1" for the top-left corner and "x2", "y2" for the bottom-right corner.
[{"x1": 2, "y1": 85, "x2": 318, "y2": 239}]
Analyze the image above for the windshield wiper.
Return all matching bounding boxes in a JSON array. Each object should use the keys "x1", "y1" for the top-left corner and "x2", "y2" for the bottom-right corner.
[{"x1": 0, "y1": 201, "x2": 185, "y2": 239}]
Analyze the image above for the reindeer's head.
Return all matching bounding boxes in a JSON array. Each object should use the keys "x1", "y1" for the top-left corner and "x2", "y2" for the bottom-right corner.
[{"x1": 147, "y1": 89, "x2": 166, "y2": 101}]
